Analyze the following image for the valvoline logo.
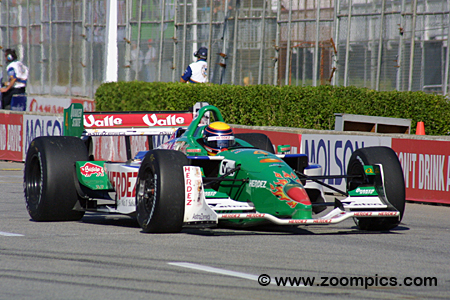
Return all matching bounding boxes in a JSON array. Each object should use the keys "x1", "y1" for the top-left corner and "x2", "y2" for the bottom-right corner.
[{"x1": 80, "y1": 162, "x2": 105, "y2": 177}]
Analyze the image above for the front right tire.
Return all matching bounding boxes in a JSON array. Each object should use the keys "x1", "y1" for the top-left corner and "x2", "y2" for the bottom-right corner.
[
  {"x1": 136, "y1": 150, "x2": 189, "y2": 233},
  {"x1": 347, "y1": 146, "x2": 405, "y2": 231},
  {"x1": 235, "y1": 133, "x2": 275, "y2": 153}
]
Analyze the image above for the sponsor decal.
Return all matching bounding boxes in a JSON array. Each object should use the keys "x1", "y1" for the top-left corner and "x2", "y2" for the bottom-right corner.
[
  {"x1": 350, "y1": 203, "x2": 384, "y2": 206},
  {"x1": 205, "y1": 191, "x2": 217, "y2": 197},
  {"x1": 378, "y1": 212, "x2": 398, "y2": 216},
  {"x1": 364, "y1": 166, "x2": 375, "y2": 175},
  {"x1": 249, "y1": 180, "x2": 267, "y2": 188},
  {"x1": 184, "y1": 166, "x2": 203, "y2": 206},
  {"x1": 288, "y1": 219, "x2": 308, "y2": 224},
  {"x1": 246, "y1": 213, "x2": 265, "y2": 218},
  {"x1": 207, "y1": 135, "x2": 234, "y2": 141},
  {"x1": 143, "y1": 114, "x2": 185, "y2": 127},
  {"x1": 84, "y1": 115, "x2": 123, "y2": 127},
  {"x1": 107, "y1": 171, "x2": 138, "y2": 201},
  {"x1": 278, "y1": 145, "x2": 291, "y2": 152},
  {"x1": 253, "y1": 150, "x2": 267, "y2": 155},
  {"x1": 313, "y1": 219, "x2": 332, "y2": 224},
  {"x1": 350, "y1": 187, "x2": 377, "y2": 196},
  {"x1": 221, "y1": 214, "x2": 241, "y2": 218},
  {"x1": 354, "y1": 212, "x2": 373, "y2": 217},
  {"x1": 80, "y1": 162, "x2": 105, "y2": 177},
  {"x1": 260, "y1": 158, "x2": 282, "y2": 163},
  {"x1": 192, "y1": 213, "x2": 211, "y2": 220},
  {"x1": 88, "y1": 131, "x2": 126, "y2": 136},
  {"x1": 83, "y1": 112, "x2": 192, "y2": 129}
]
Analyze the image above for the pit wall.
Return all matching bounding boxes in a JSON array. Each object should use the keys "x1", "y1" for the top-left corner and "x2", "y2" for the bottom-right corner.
[{"x1": 1, "y1": 105, "x2": 449, "y2": 205}]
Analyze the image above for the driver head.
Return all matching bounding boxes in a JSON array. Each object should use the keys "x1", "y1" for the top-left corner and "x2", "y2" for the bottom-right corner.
[{"x1": 203, "y1": 121, "x2": 235, "y2": 155}]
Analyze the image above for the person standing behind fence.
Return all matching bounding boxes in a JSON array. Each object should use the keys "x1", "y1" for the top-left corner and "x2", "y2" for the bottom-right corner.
[
  {"x1": 130, "y1": 43, "x2": 144, "y2": 80},
  {"x1": 180, "y1": 47, "x2": 208, "y2": 83},
  {"x1": 145, "y1": 39, "x2": 157, "y2": 82},
  {"x1": 1, "y1": 49, "x2": 28, "y2": 110}
]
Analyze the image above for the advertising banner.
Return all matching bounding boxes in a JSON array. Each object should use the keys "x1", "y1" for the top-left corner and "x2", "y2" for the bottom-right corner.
[
  {"x1": 22, "y1": 115, "x2": 64, "y2": 160},
  {"x1": 301, "y1": 134, "x2": 392, "y2": 192},
  {"x1": 91, "y1": 134, "x2": 174, "y2": 162},
  {"x1": 392, "y1": 138, "x2": 450, "y2": 204},
  {"x1": 0, "y1": 113, "x2": 23, "y2": 161},
  {"x1": 27, "y1": 96, "x2": 95, "y2": 113},
  {"x1": 91, "y1": 136, "x2": 149, "y2": 162}
]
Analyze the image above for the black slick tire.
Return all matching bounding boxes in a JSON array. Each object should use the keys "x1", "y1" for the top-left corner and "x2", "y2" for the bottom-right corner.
[
  {"x1": 24, "y1": 136, "x2": 88, "y2": 221},
  {"x1": 235, "y1": 133, "x2": 275, "y2": 153},
  {"x1": 136, "y1": 150, "x2": 189, "y2": 233},
  {"x1": 347, "y1": 146, "x2": 405, "y2": 231}
]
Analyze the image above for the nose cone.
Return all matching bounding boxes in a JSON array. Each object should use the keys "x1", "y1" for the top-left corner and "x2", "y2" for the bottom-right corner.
[{"x1": 286, "y1": 186, "x2": 311, "y2": 206}]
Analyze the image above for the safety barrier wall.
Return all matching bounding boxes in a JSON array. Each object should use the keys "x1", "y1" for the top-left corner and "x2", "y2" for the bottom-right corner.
[
  {"x1": 0, "y1": 97, "x2": 95, "y2": 161},
  {"x1": 1, "y1": 108, "x2": 449, "y2": 205},
  {"x1": 232, "y1": 126, "x2": 450, "y2": 205}
]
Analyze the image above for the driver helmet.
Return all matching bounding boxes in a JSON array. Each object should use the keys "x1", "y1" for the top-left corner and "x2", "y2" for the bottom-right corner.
[{"x1": 203, "y1": 122, "x2": 235, "y2": 155}]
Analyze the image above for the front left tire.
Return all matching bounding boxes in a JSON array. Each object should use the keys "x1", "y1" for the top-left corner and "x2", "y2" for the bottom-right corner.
[{"x1": 24, "y1": 136, "x2": 88, "y2": 221}]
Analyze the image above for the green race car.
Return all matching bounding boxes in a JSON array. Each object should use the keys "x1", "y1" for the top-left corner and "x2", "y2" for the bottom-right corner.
[{"x1": 24, "y1": 104, "x2": 405, "y2": 233}]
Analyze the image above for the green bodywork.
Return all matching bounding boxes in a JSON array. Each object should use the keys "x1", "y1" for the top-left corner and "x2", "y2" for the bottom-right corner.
[
  {"x1": 172, "y1": 106, "x2": 313, "y2": 223},
  {"x1": 76, "y1": 161, "x2": 112, "y2": 190},
  {"x1": 63, "y1": 103, "x2": 84, "y2": 137}
]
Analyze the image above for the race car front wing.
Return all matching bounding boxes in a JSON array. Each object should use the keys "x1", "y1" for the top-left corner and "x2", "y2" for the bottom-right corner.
[{"x1": 182, "y1": 166, "x2": 400, "y2": 227}]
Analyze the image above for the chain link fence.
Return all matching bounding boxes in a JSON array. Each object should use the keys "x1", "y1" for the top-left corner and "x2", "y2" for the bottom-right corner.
[{"x1": 1, "y1": 0, "x2": 449, "y2": 99}]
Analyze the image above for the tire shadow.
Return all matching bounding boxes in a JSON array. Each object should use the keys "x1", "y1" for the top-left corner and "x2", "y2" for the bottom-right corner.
[
  {"x1": 80, "y1": 212, "x2": 140, "y2": 228},
  {"x1": 182, "y1": 223, "x2": 410, "y2": 236}
]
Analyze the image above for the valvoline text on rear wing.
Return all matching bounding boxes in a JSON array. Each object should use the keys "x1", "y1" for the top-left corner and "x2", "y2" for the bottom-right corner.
[{"x1": 63, "y1": 103, "x2": 195, "y2": 137}]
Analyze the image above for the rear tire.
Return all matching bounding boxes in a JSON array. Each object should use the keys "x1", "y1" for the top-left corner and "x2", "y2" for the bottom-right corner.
[
  {"x1": 235, "y1": 133, "x2": 275, "y2": 153},
  {"x1": 24, "y1": 136, "x2": 88, "y2": 221},
  {"x1": 347, "y1": 146, "x2": 405, "y2": 231},
  {"x1": 136, "y1": 150, "x2": 189, "y2": 233}
]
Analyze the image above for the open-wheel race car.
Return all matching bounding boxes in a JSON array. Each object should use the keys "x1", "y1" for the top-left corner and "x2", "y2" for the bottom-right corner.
[{"x1": 24, "y1": 103, "x2": 405, "y2": 233}]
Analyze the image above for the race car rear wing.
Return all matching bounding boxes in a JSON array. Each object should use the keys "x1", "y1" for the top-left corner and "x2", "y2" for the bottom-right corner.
[{"x1": 63, "y1": 102, "x2": 210, "y2": 137}]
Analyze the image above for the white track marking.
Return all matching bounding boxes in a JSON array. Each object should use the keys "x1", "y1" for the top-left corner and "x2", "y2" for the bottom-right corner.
[
  {"x1": 169, "y1": 262, "x2": 307, "y2": 287},
  {"x1": 169, "y1": 262, "x2": 260, "y2": 281},
  {"x1": 0, "y1": 231, "x2": 24, "y2": 237}
]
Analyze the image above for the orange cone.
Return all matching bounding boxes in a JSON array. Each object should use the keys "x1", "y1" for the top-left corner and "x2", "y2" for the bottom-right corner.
[{"x1": 416, "y1": 121, "x2": 425, "y2": 135}]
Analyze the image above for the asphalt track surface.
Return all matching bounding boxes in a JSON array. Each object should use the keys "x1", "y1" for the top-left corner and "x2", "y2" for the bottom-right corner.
[{"x1": 0, "y1": 161, "x2": 449, "y2": 300}]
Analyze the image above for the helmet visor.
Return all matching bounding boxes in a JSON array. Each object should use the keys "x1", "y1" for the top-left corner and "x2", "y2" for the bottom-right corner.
[{"x1": 206, "y1": 135, "x2": 235, "y2": 149}]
